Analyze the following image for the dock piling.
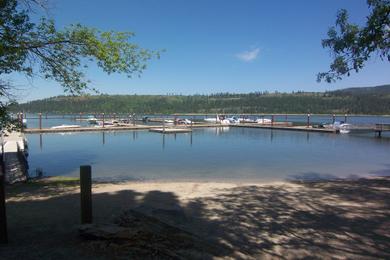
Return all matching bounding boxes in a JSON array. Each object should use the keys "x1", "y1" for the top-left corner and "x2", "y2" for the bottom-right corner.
[
  {"x1": 80, "y1": 165, "x2": 92, "y2": 224},
  {"x1": 39, "y1": 113, "x2": 42, "y2": 129}
]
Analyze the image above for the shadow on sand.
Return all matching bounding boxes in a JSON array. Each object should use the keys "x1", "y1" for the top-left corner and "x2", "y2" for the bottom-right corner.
[{"x1": 1, "y1": 177, "x2": 389, "y2": 259}]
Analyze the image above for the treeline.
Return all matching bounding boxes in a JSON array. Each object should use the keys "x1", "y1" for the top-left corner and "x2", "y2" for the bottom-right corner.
[{"x1": 10, "y1": 85, "x2": 390, "y2": 114}]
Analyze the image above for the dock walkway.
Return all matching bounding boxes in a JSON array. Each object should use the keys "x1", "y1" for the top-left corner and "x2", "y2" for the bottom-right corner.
[
  {"x1": 22, "y1": 123, "x2": 340, "y2": 134},
  {"x1": 1, "y1": 132, "x2": 28, "y2": 183},
  {"x1": 233, "y1": 124, "x2": 338, "y2": 133}
]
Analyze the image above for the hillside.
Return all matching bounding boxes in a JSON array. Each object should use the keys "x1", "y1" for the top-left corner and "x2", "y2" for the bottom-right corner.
[{"x1": 10, "y1": 85, "x2": 390, "y2": 115}]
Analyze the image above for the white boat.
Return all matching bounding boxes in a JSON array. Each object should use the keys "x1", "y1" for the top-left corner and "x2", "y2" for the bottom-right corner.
[
  {"x1": 164, "y1": 119, "x2": 174, "y2": 124},
  {"x1": 87, "y1": 116, "x2": 98, "y2": 124},
  {"x1": 227, "y1": 116, "x2": 240, "y2": 124},
  {"x1": 176, "y1": 119, "x2": 193, "y2": 125},
  {"x1": 331, "y1": 121, "x2": 352, "y2": 134},
  {"x1": 204, "y1": 115, "x2": 219, "y2": 123},
  {"x1": 241, "y1": 117, "x2": 256, "y2": 123},
  {"x1": 339, "y1": 123, "x2": 352, "y2": 134},
  {"x1": 220, "y1": 119, "x2": 230, "y2": 125},
  {"x1": 96, "y1": 120, "x2": 116, "y2": 127},
  {"x1": 51, "y1": 124, "x2": 81, "y2": 129},
  {"x1": 256, "y1": 118, "x2": 272, "y2": 124},
  {"x1": 204, "y1": 115, "x2": 230, "y2": 125}
]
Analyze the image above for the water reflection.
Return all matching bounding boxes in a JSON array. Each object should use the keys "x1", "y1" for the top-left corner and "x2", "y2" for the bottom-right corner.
[{"x1": 39, "y1": 134, "x2": 43, "y2": 151}]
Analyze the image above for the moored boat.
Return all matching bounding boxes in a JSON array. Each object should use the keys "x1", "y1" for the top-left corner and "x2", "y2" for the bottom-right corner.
[
  {"x1": 256, "y1": 118, "x2": 272, "y2": 124},
  {"x1": 51, "y1": 124, "x2": 81, "y2": 129}
]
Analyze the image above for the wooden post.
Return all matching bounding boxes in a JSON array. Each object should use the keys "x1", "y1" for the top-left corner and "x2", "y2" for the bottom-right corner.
[
  {"x1": 80, "y1": 165, "x2": 92, "y2": 224},
  {"x1": 133, "y1": 113, "x2": 136, "y2": 126},
  {"x1": 163, "y1": 115, "x2": 166, "y2": 133},
  {"x1": 39, "y1": 113, "x2": 42, "y2": 129},
  {"x1": 45, "y1": 113, "x2": 48, "y2": 119},
  {"x1": 271, "y1": 115, "x2": 274, "y2": 127},
  {"x1": 307, "y1": 113, "x2": 310, "y2": 128},
  {"x1": 332, "y1": 114, "x2": 336, "y2": 124},
  {"x1": 102, "y1": 113, "x2": 105, "y2": 128},
  {"x1": 344, "y1": 113, "x2": 347, "y2": 123}
]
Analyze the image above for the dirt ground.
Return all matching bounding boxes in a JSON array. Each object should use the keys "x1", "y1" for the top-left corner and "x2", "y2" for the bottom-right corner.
[{"x1": 1, "y1": 177, "x2": 389, "y2": 259}]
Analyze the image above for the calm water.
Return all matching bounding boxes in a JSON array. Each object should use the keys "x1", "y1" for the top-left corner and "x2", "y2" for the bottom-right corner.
[{"x1": 26, "y1": 127, "x2": 390, "y2": 182}]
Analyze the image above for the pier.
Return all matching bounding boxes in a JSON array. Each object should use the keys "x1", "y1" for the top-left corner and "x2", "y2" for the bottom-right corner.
[
  {"x1": 149, "y1": 128, "x2": 193, "y2": 133},
  {"x1": 1, "y1": 132, "x2": 28, "y2": 184},
  {"x1": 22, "y1": 123, "x2": 340, "y2": 134}
]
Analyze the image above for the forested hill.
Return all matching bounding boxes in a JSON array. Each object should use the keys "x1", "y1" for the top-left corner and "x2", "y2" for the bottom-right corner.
[{"x1": 10, "y1": 85, "x2": 390, "y2": 115}]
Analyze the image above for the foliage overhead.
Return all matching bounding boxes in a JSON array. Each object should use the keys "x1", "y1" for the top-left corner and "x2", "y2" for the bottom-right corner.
[
  {"x1": 0, "y1": 0, "x2": 160, "y2": 126},
  {"x1": 318, "y1": 0, "x2": 390, "y2": 82}
]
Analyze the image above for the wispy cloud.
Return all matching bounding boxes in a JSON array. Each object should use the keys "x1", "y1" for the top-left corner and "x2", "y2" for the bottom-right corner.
[{"x1": 236, "y1": 48, "x2": 260, "y2": 62}]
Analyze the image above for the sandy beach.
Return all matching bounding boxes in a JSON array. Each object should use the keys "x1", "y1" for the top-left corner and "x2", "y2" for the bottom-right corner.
[{"x1": 1, "y1": 177, "x2": 390, "y2": 259}]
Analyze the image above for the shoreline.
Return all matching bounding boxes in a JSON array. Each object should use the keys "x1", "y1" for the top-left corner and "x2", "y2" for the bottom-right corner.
[{"x1": 3, "y1": 176, "x2": 390, "y2": 259}]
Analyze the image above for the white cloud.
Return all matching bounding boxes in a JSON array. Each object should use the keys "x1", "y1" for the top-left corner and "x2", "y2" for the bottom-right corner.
[{"x1": 236, "y1": 48, "x2": 260, "y2": 62}]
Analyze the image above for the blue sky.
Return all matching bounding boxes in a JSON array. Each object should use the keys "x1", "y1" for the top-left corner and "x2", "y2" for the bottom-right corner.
[{"x1": 11, "y1": 0, "x2": 390, "y2": 101}]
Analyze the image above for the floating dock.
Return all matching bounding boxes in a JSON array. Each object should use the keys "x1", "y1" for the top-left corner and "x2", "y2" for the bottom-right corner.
[
  {"x1": 149, "y1": 128, "x2": 193, "y2": 134},
  {"x1": 21, "y1": 122, "x2": 390, "y2": 136},
  {"x1": 233, "y1": 124, "x2": 338, "y2": 133},
  {"x1": 23, "y1": 123, "x2": 339, "y2": 134}
]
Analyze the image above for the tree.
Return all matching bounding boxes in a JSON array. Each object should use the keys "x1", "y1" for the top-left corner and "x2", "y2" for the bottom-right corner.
[
  {"x1": 0, "y1": 0, "x2": 160, "y2": 127},
  {"x1": 318, "y1": 0, "x2": 389, "y2": 83}
]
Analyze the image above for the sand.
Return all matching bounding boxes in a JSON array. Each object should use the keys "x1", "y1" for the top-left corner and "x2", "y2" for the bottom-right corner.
[{"x1": 1, "y1": 177, "x2": 390, "y2": 259}]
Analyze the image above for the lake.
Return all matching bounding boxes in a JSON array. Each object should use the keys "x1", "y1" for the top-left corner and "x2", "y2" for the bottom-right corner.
[{"x1": 26, "y1": 126, "x2": 390, "y2": 182}]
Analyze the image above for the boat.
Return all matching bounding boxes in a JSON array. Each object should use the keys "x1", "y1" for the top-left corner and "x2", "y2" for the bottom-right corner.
[
  {"x1": 204, "y1": 115, "x2": 230, "y2": 124},
  {"x1": 330, "y1": 121, "x2": 353, "y2": 134},
  {"x1": 87, "y1": 116, "x2": 98, "y2": 124},
  {"x1": 339, "y1": 123, "x2": 352, "y2": 134},
  {"x1": 256, "y1": 118, "x2": 272, "y2": 124},
  {"x1": 50, "y1": 124, "x2": 81, "y2": 129},
  {"x1": 96, "y1": 120, "x2": 116, "y2": 127},
  {"x1": 240, "y1": 116, "x2": 256, "y2": 123},
  {"x1": 227, "y1": 116, "x2": 240, "y2": 124},
  {"x1": 176, "y1": 119, "x2": 193, "y2": 125},
  {"x1": 164, "y1": 119, "x2": 175, "y2": 124},
  {"x1": 204, "y1": 115, "x2": 219, "y2": 123}
]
